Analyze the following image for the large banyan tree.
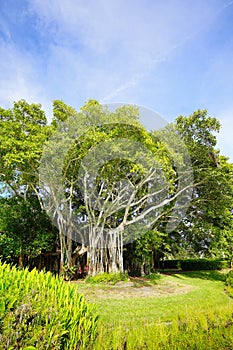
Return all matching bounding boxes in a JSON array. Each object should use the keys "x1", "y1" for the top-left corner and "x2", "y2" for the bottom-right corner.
[
  {"x1": 1, "y1": 99, "x2": 232, "y2": 274},
  {"x1": 39, "y1": 100, "x2": 193, "y2": 275}
]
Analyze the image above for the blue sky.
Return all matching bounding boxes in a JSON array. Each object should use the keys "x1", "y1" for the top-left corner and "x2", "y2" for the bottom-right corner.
[{"x1": 0, "y1": 0, "x2": 233, "y2": 160}]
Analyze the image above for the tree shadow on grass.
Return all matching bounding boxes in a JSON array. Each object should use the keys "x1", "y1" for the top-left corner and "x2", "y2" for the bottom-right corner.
[{"x1": 170, "y1": 270, "x2": 227, "y2": 282}]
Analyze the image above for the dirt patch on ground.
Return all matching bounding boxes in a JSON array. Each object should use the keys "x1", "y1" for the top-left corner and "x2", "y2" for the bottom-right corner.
[{"x1": 75, "y1": 277, "x2": 195, "y2": 300}]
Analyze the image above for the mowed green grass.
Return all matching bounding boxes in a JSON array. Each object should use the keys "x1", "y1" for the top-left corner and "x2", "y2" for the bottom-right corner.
[{"x1": 76, "y1": 270, "x2": 233, "y2": 326}]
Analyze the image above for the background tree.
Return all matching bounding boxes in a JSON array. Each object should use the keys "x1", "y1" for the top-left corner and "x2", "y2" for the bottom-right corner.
[
  {"x1": 0, "y1": 195, "x2": 57, "y2": 267},
  {"x1": 172, "y1": 110, "x2": 233, "y2": 258},
  {"x1": 0, "y1": 99, "x2": 51, "y2": 198},
  {"x1": 0, "y1": 100, "x2": 56, "y2": 267}
]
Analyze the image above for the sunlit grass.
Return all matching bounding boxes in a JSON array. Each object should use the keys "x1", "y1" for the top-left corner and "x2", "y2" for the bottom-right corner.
[
  {"x1": 91, "y1": 305, "x2": 233, "y2": 350},
  {"x1": 77, "y1": 271, "x2": 232, "y2": 326},
  {"x1": 75, "y1": 270, "x2": 233, "y2": 349}
]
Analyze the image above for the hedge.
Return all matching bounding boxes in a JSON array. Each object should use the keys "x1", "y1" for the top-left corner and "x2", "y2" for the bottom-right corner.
[
  {"x1": 159, "y1": 258, "x2": 231, "y2": 271},
  {"x1": 179, "y1": 258, "x2": 230, "y2": 271}
]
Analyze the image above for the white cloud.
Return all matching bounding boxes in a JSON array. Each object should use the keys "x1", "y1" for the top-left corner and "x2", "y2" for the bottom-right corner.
[
  {"x1": 28, "y1": 0, "x2": 221, "y2": 53},
  {"x1": 27, "y1": 0, "x2": 227, "y2": 104},
  {"x1": 0, "y1": 0, "x2": 232, "y2": 126}
]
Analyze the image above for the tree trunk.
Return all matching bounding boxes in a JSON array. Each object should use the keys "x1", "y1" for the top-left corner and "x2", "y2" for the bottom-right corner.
[
  {"x1": 67, "y1": 234, "x2": 73, "y2": 268},
  {"x1": 140, "y1": 257, "x2": 145, "y2": 276},
  {"x1": 18, "y1": 252, "x2": 24, "y2": 268},
  {"x1": 59, "y1": 233, "x2": 66, "y2": 274}
]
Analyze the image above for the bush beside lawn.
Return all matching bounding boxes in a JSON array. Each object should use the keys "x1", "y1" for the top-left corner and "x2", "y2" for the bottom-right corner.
[{"x1": 0, "y1": 262, "x2": 98, "y2": 349}]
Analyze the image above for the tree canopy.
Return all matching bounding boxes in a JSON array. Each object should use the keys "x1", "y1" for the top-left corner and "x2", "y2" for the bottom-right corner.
[{"x1": 0, "y1": 100, "x2": 232, "y2": 275}]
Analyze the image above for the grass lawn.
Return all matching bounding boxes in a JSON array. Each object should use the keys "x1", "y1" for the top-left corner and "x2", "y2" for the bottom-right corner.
[
  {"x1": 71, "y1": 270, "x2": 233, "y2": 349},
  {"x1": 75, "y1": 270, "x2": 233, "y2": 326}
]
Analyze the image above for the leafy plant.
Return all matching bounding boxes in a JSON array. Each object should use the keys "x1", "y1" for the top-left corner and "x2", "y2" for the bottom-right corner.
[
  {"x1": 0, "y1": 262, "x2": 98, "y2": 349},
  {"x1": 61, "y1": 264, "x2": 78, "y2": 281},
  {"x1": 145, "y1": 272, "x2": 162, "y2": 283},
  {"x1": 85, "y1": 272, "x2": 129, "y2": 285}
]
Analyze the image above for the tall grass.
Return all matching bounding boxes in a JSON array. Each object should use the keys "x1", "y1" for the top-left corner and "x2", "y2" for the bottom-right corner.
[
  {"x1": 0, "y1": 262, "x2": 98, "y2": 349},
  {"x1": 93, "y1": 305, "x2": 233, "y2": 349}
]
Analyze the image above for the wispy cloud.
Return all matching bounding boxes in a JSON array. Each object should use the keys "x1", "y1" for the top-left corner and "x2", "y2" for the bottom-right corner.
[
  {"x1": 0, "y1": 0, "x2": 233, "y2": 160},
  {"x1": 25, "y1": 0, "x2": 227, "y2": 106}
]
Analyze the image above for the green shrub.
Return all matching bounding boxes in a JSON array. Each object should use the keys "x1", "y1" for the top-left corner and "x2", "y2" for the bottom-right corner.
[
  {"x1": 161, "y1": 258, "x2": 230, "y2": 271},
  {"x1": 145, "y1": 272, "x2": 162, "y2": 283},
  {"x1": 162, "y1": 259, "x2": 181, "y2": 269},
  {"x1": 0, "y1": 262, "x2": 98, "y2": 349},
  {"x1": 180, "y1": 258, "x2": 230, "y2": 271},
  {"x1": 85, "y1": 272, "x2": 129, "y2": 285},
  {"x1": 61, "y1": 264, "x2": 78, "y2": 281}
]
